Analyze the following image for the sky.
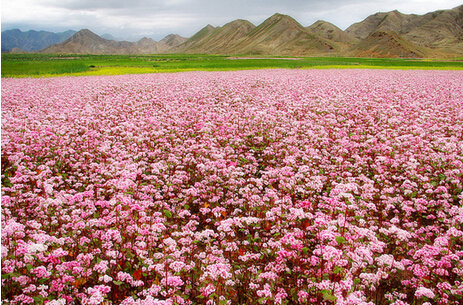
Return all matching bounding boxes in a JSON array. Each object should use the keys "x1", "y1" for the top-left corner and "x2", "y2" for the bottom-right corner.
[{"x1": 2, "y1": 0, "x2": 462, "y2": 41}]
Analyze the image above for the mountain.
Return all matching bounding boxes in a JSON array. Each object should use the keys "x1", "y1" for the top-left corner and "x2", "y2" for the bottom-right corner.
[
  {"x1": 306, "y1": 20, "x2": 359, "y2": 50},
  {"x1": 1, "y1": 29, "x2": 76, "y2": 52},
  {"x1": 346, "y1": 5, "x2": 463, "y2": 52},
  {"x1": 346, "y1": 30, "x2": 428, "y2": 58},
  {"x1": 403, "y1": 5, "x2": 463, "y2": 53},
  {"x1": 175, "y1": 20, "x2": 255, "y2": 54},
  {"x1": 5, "y1": 5, "x2": 462, "y2": 58},
  {"x1": 346, "y1": 10, "x2": 423, "y2": 39},
  {"x1": 158, "y1": 34, "x2": 188, "y2": 52},
  {"x1": 41, "y1": 29, "x2": 185, "y2": 54},
  {"x1": 232, "y1": 13, "x2": 337, "y2": 56},
  {"x1": 175, "y1": 24, "x2": 218, "y2": 51},
  {"x1": 42, "y1": 29, "x2": 131, "y2": 54}
]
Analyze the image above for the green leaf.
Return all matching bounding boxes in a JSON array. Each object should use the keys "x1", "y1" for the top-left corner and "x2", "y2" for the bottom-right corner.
[
  {"x1": 333, "y1": 266, "x2": 344, "y2": 274},
  {"x1": 164, "y1": 209, "x2": 173, "y2": 219},
  {"x1": 322, "y1": 290, "x2": 337, "y2": 302},
  {"x1": 1, "y1": 273, "x2": 13, "y2": 279},
  {"x1": 302, "y1": 247, "x2": 309, "y2": 255},
  {"x1": 335, "y1": 236, "x2": 346, "y2": 245},
  {"x1": 113, "y1": 280, "x2": 124, "y2": 286}
]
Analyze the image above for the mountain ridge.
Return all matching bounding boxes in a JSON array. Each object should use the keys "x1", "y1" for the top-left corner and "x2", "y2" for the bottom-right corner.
[
  {"x1": 3, "y1": 5, "x2": 463, "y2": 58},
  {"x1": 1, "y1": 29, "x2": 77, "y2": 52}
]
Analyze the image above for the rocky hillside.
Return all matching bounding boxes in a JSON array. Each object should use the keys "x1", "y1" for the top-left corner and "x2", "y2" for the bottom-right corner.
[
  {"x1": 346, "y1": 31, "x2": 428, "y2": 58},
  {"x1": 228, "y1": 13, "x2": 337, "y2": 56},
  {"x1": 174, "y1": 20, "x2": 255, "y2": 54},
  {"x1": 346, "y1": 5, "x2": 463, "y2": 55},
  {"x1": 5, "y1": 5, "x2": 463, "y2": 58},
  {"x1": 42, "y1": 29, "x2": 186, "y2": 54}
]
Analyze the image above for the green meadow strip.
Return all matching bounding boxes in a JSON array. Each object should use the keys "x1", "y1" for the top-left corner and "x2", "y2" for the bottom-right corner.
[{"x1": 2, "y1": 53, "x2": 463, "y2": 77}]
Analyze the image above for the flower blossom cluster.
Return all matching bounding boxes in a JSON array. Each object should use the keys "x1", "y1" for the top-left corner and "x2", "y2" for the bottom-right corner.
[{"x1": 2, "y1": 69, "x2": 463, "y2": 304}]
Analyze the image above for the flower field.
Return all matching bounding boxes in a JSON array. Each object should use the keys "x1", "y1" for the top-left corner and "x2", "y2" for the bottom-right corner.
[{"x1": 1, "y1": 69, "x2": 463, "y2": 305}]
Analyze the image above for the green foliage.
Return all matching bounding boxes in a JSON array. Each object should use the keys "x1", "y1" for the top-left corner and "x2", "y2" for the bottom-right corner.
[
  {"x1": 335, "y1": 235, "x2": 346, "y2": 245},
  {"x1": 2, "y1": 53, "x2": 463, "y2": 77}
]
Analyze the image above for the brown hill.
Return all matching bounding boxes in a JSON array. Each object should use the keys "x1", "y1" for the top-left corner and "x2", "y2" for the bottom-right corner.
[
  {"x1": 307, "y1": 20, "x2": 359, "y2": 51},
  {"x1": 404, "y1": 5, "x2": 463, "y2": 53},
  {"x1": 346, "y1": 30, "x2": 428, "y2": 58},
  {"x1": 346, "y1": 10, "x2": 428, "y2": 39},
  {"x1": 135, "y1": 37, "x2": 159, "y2": 54},
  {"x1": 43, "y1": 29, "x2": 134, "y2": 54},
  {"x1": 158, "y1": 34, "x2": 188, "y2": 53},
  {"x1": 346, "y1": 5, "x2": 463, "y2": 56},
  {"x1": 42, "y1": 29, "x2": 186, "y2": 54},
  {"x1": 38, "y1": 6, "x2": 463, "y2": 58},
  {"x1": 230, "y1": 13, "x2": 337, "y2": 56},
  {"x1": 176, "y1": 24, "x2": 217, "y2": 51},
  {"x1": 175, "y1": 20, "x2": 255, "y2": 54}
]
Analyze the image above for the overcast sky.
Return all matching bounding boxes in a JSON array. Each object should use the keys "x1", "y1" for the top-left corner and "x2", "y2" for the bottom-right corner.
[{"x1": 2, "y1": 0, "x2": 462, "y2": 41}]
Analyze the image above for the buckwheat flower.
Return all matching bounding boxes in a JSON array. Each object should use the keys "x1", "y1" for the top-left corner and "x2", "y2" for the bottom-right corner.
[
  {"x1": 94, "y1": 260, "x2": 109, "y2": 273},
  {"x1": 46, "y1": 299, "x2": 67, "y2": 305},
  {"x1": 257, "y1": 283, "x2": 272, "y2": 298},
  {"x1": 415, "y1": 287, "x2": 435, "y2": 299},
  {"x1": 132, "y1": 280, "x2": 144, "y2": 287},
  {"x1": 203, "y1": 263, "x2": 232, "y2": 281},
  {"x1": 390, "y1": 301, "x2": 409, "y2": 305},
  {"x1": 28, "y1": 242, "x2": 48, "y2": 254},
  {"x1": 376, "y1": 254, "x2": 395, "y2": 268},
  {"x1": 437, "y1": 282, "x2": 452, "y2": 291},
  {"x1": 258, "y1": 271, "x2": 279, "y2": 281},
  {"x1": 23, "y1": 284, "x2": 37, "y2": 293},
  {"x1": 163, "y1": 237, "x2": 177, "y2": 248},
  {"x1": 32, "y1": 266, "x2": 51, "y2": 278},
  {"x1": 117, "y1": 271, "x2": 133, "y2": 283},
  {"x1": 83, "y1": 290, "x2": 105, "y2": 305},
  {"x1": 298, "y1": 291, "x2": 310, "y2": 302},
  {"x1": 200, "y1": 283, "x2": 215, "y2": 297},
  {"x1": 43, "y1": 182, "x2": 54, "y2": 195},
  {"x1": 169, "y1": 261, "x2": 186, "y2": 273},
  {"x1": 161, "y1": 275, "x2": 184, "y2": 287}
]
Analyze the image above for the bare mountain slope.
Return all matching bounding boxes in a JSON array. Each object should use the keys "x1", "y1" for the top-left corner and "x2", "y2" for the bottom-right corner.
[
  {"x1": 158, "y1": 34, "x2": 188, "y2": 53},
  {"x1": 36, "y1": 6, "x2": 463, "y2": 57},
  {"x1": 307, "y1": 20, "x2": 359, "y2": 48},
  {"x1": 404, "y1": 5, "x2": 463, "y2": 52},
  {"x1": 175, "y1": 24, "x2": 217, "y2": 51},
  {"x1": 176, "y1": 20, "x2": 255, "y2": 54},
  {"x1": 346, "y1": 5, "x2": 463, "y2": 55},
  {"x1": 346, "y1": 10, "x2": 430, "y2": 39},
  {"x1": 42, "y1": 29, "x2": 186, "y2": 54},
  {"x1": 346, "y1": 30, "x2": 429, "y2": 58},
  {"x1": 43, "y1": 29, "x2": 133, "y2": 54},
  {"x1": 231, "y1": 13, "x2": 337, "y2": 56}
]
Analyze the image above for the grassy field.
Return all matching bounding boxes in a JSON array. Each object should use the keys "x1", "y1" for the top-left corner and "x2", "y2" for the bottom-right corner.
[{"x1": 2, "y1": 53, "x2": 463, "y2": 77}]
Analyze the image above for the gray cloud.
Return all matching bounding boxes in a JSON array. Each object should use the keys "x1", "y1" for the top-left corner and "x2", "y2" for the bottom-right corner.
[{"x1": 2, "y1": 0, "x2": 462, "y2": 41}]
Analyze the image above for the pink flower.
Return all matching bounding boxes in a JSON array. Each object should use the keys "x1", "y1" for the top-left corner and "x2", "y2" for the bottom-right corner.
[
  {"x1": 161, "y1": 275, "x2": 184, "y2": 287},
  {"x1": 415, "y1": 287, "x2": 435, "y2": 299}
]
